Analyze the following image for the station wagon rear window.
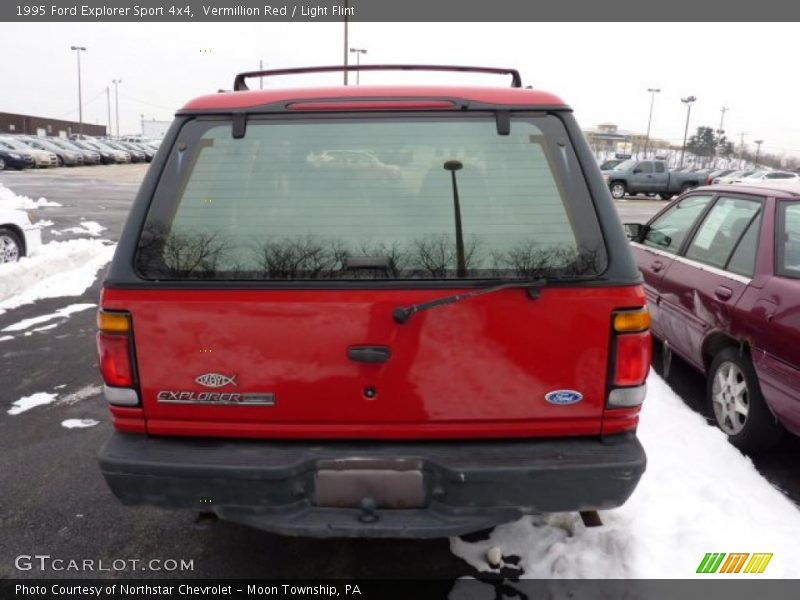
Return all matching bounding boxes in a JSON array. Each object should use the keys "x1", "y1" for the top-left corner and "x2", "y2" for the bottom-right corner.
[{"x1": 136, "y1": 115, "x2": 607, "y2": 281}]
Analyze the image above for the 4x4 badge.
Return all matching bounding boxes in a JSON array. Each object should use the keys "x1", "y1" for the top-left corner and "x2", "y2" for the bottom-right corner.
[{"x1": 195, "y1": 373, "x2": 238, "y2": 388}]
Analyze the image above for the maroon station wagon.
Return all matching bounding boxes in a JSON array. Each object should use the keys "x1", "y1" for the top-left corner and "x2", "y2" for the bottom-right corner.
[{"x1": 625, "y1": 185, "x2": 800, "y2": 452}]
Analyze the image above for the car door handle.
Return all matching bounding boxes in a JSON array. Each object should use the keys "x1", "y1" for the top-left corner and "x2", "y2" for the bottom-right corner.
[
  {"x1": 347, "y1": 345, "x2": 391, "y2": 364},
  {"x1": 650, "y1": 260, "x2": 664, "y2": 272},
  {"x1": 714, "y1": 286, "x2": 733, "y2": 301}
]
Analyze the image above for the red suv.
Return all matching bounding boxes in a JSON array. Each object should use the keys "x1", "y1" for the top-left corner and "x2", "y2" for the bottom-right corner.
[{"x1": 97, "y1": 65, "x2": 650, "y2": 537}]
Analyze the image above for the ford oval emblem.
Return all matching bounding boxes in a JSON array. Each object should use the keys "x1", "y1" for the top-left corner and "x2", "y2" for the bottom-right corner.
[{"x1": 545, "y1": 390, "x2": 583, "y2": 405}]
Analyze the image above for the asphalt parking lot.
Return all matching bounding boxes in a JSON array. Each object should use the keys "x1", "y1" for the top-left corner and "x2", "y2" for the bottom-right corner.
[{"x1": 1, "y1": 165, "x2": 798, "y2": 579}]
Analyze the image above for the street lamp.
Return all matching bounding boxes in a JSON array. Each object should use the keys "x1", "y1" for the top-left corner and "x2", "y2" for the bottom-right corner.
[
  {"x1": 70, "y1": 46, "x2": 87, "y2": 133},
  {"x1": 443, "y1": 160, "x2": 467, "y2": 278},
  {"x1": 112, "y1": 79, "x2": 122, "y2": 138},
  {"x1": 349, "y1": 48, "x2": 367, "y2": 85},
  {"x1": 643, "y1": 88, "x2": 660, "y2": 158},
  {"x1": 754, "y1": 140, "x2": 764, "y2": 167},
  {"x1": 679, "y1": 95, "x2": 697, "y2": 169}
]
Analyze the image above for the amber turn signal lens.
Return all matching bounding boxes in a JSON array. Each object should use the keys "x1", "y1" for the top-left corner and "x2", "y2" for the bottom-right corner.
[
  {"x1": 614, "y1": 309, "x2": 651, "y2": 333},
  {"x1": 97, "y1": 310, "x2": 131, "y2": 334}
]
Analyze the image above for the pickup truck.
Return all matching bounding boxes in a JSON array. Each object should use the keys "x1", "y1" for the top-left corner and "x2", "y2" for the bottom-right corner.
[{"x1": 603, "y1": 159, "x2": 704, "y2": 200}]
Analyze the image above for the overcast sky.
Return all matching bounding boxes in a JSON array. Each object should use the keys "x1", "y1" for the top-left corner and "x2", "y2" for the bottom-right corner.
[{"x1": 2, "y1": 22, "x2": 798, "y2": 156}]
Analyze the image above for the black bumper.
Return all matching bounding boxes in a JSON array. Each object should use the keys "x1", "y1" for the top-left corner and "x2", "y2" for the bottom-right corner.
[{"x1": 99, "y1": 432, "x2": 646, "y2": 538}]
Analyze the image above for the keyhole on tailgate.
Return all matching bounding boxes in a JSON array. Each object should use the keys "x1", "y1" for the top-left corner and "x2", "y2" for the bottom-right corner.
[{"x1": 363, "y1": 386, "x2": 377, "y2": 400}]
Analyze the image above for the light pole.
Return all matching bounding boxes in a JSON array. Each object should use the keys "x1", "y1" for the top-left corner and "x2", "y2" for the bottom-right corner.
[
  {"x1": 70, "y1": 46, "x2": 87, "y2": 133},
  {"x1": 754, "y1": 139, "x2": 764, "y2": 167},
  {"x1": 679, "y1": 95, "x2": 697, "y2": 168},
  {"x1": 112, "y1": 79, "x2": 122, "y2": 138},
  {"x1": 106, "y1": 86, "x2": 111, "y2": 138},
  {"x1": 349, "y1": 48, "x2": 367, "y2": 85},
  {"x1": 343, "y1": 0, "x2": 349, "y2": 85},
  {"x1": 444, "y1": 160, "x2": 466, "y2": 278},
  {"x1": 715, "y1": 106, "x2": 728, "y2": 167},
  {"x1": 643, "y1": 88, "x2": 660, "y2": 158}
]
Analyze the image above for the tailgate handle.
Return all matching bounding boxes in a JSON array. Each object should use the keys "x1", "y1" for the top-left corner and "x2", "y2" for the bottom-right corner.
[
  {"x1": 347, "y1": 345, "x2": 391, "y2": 364},
  {"x1": 714, "y1": 285, "x2": 734, "y2": 301}
]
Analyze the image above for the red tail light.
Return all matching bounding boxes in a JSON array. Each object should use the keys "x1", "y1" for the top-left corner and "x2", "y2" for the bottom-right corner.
[
  {"x1": 614, "y1": 332, "x2": 652, "y2": 387},
  {"x1": 97, "y1": 332, "x2": 134, "y2": 387}
]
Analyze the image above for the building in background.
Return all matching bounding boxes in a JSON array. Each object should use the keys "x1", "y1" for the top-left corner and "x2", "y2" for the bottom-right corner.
[
  {"x1": 0, "y1": 112, "x2": 106, "y2": 137},
  {"x1": 140, "y1": 119, "x2": 171, "y2": 139},
  {"x1": 583, "y1": 122, "x2": 671, "y2": 158}
]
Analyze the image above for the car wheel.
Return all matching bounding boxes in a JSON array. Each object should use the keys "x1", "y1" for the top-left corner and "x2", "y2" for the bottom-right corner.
[
  {"x1": 707, "y1": 347, "x2": 783, "y2": 453},
  {"x1": 0, "y1": 227, "x2": 23, "y2": 263},
  {"x1": 680, "y1": 183, "x2": 696, "y2": 194},
  {"x1": 57, "y1": 156, "x2": 64, "y2": 167},
  {"x1": 610, "y1": 182, "x2": 627, "y2": 199},
  {"x1": 659, "y1": 193, "x2": 673, "y2": 200}
]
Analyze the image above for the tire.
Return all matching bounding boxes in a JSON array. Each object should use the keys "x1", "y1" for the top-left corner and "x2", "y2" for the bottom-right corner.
[
  {"x1": 707, "y1": 347, "x2": 783, "y2": 453},
  {"x1": 659, "y1": 193, "x2": 673, "y2": 200},
  {"x1": 610, "y1": 181, "x2": 627, "y2": 199},
  {"x1": 680, "y1": 183, "x2": 696, "y2": 194},
  {"x1": 0, "y1": 226, "x2": 24, "y2": 264}
]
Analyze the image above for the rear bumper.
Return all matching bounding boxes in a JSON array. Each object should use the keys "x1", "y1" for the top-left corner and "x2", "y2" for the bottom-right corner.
[{"x1": 99, "y1": 432, "x2": 646, "y2": 538}]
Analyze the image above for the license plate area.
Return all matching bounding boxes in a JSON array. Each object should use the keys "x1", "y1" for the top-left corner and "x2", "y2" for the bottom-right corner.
[{"x1": 314, "y1": 459, "x2": 425, "y2": 509}]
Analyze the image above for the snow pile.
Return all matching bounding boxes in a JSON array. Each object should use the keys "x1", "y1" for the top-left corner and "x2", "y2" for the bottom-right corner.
[
  {"x1": 2, "y1": 303, "x2": 95, "y2": 332},
  {"x1": 0, "y1": 184, "x2": 61, "y2": 209},
  {"x1": 59, "y1": 221, "x2": 107, "y2": 237},
  {"x1": 0, "y1": 239, "x2": 115, "y2": 314},
  {"x1": 61, "y1": 419, "x2": 100, "y2": 429},
  {"x1": 7, "y1": 392, "x2": 57, "y2": 415},
  {"x1": 450, "y1": 373, "x2": 800, "y2": 578}
]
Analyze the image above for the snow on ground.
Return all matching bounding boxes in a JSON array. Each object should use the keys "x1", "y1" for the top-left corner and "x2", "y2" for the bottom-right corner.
[
  {"x1": 7, "y1": 392, "x2": 57, "y2": 416},
  {"x1": 58, "y1": 221, "x2": 106, "y2": 237},
  {"x1": 56, "y1": 384, "x2": 102, "y2": 406},
  {"x1": 61, "y1": 419, "x2": 99, "y2": 429},
  {"x1": 0, "y1": 184, "x2": 61, "y2": 209},
  {"x1": 0, "y1": 239, "x2": 115, "y2": 315},
  {"x1": 1, "y1": 303, "x2": 95, "y2": 333},
  {"x1": 450, "y1": 373, "x2": 800, "y2": 579}
]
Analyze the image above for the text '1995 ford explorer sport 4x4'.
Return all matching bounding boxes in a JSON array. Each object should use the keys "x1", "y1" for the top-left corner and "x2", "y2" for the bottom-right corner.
[{"x1": 97, "y1": 65, "x2": 651, "y2": 538}]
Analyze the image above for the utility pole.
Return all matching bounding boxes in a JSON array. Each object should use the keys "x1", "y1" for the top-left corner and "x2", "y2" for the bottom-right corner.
[
  {"x1": 106, "y1": 86, "x2": 112, "y2": 138},
  {"x1": 754, "y1": 140, "x2": 764, "y2": 167},
  {"x1": 112, "y1": 79, "x2": 122, "y2": 138},
  {"x1": 643, "y1": 88, "x2": 660, "y2": 158},
  {"x1": 70, "y1": 46, "x2": 87, "y2": 133},
  {"x1": 343, "y1": 0, "x2": 349, "y2": 85},
  {"x1": 718, "y1": 106, "x2": 728, "y2": 134},
  {"x1": 259, "y1": 59, "x2": 264, "y2": 90},
  {"x1": 679, "y1": 96, "x2": 697, "y2": 169}
]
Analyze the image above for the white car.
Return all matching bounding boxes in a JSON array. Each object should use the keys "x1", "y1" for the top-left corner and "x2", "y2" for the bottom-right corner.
[
  {"x1": 0, "y1": 208, "x2": 42, "y2": 263},
  {"x1": 740, "y1": 170, "x2": 800, "y2": 186}
]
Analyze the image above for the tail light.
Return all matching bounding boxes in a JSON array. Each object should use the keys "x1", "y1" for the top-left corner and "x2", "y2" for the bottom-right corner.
[
  {"x1": 97, "y1": 309, "x2": 139, "y2": 406},
  {"x1": 608, "y1": 308, "x2": 652, "y2": 408}
]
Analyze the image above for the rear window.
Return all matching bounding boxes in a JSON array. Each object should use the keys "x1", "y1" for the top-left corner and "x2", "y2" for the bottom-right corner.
[
  {"x1": 778, "y1": 201, "x2": 800, "y2": 278},
  {"x1": 136, "y1": 114, "x2": 607, "y2": 282}
]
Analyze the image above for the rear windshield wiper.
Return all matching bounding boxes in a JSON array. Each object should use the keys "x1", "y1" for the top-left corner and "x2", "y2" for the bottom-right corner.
[{"x1": 393, "y1": 278, "x2": 547, "y2": 324}]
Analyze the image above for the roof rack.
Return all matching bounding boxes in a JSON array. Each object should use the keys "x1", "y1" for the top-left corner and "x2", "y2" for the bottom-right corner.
[{"x1": 233, "y1": 65, "x2": 523, "y2": 91}]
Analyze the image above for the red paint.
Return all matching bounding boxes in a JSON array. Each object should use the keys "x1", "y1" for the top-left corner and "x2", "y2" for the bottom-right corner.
[
  {"x1": 182, "y1": 86, "x2": 568, "y2": 111},
  {"x1": 101, "y1": 285, "x2": 646, "y2": 439},
  {"x1": 287, "y1": 100, "x2": 457, "y2": 111}
]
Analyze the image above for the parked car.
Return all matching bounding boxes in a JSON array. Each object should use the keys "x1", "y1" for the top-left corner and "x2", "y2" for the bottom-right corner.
[
  {"x1": 0, "y1": 157, "x2": 4, "y2": 171},
  {"x1": 716, "y1": 170, "x2": 756, "y2": 184},
  {"x1": 19, "y1": 136, "x2": 83, "y2": 166},
  {"x1": 45, "y1": 137, "x2": 101, "y2": 165},
  {"x1": 0, "y1": 208, "x2": 42, "y2": 263},
  {"x1": 599, "y1": 158, "x2": 625, "y2": 171},
  {"x1": 707, "y1": 169, "x2": 736, "y2": 184},
  {"x1": 81, "y1": 139, "x2": 129, "y2": 163},
  {"x1": 624, "y1": 184, "x2": 800, "y2": 452},
  {"x1": 110, "y1": 140, "x2": 147, "y2": 162},
  {"x1": 96, "y1": 64, "x2": 651, "y2": 539},
  {"x1": 740, "y1": 171, "x2": 800, "y2": 186},
  {"x1": 0, "y1": 137, "x2": 56, "y2": 168},
  {"x1": 603, "y1": 159, "x2": 705, "y2": 199},
  {"x1": 70, "y1": 139, "x2": 116, "y2": 164},
  {"x1": 0, "y1": 147, "x2": 35, "y2": 170}
]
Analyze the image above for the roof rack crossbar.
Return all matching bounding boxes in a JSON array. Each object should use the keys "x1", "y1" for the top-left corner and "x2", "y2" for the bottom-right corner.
[{"x1": 233, "y1": 65, "x2": 523, "y2": 91}]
